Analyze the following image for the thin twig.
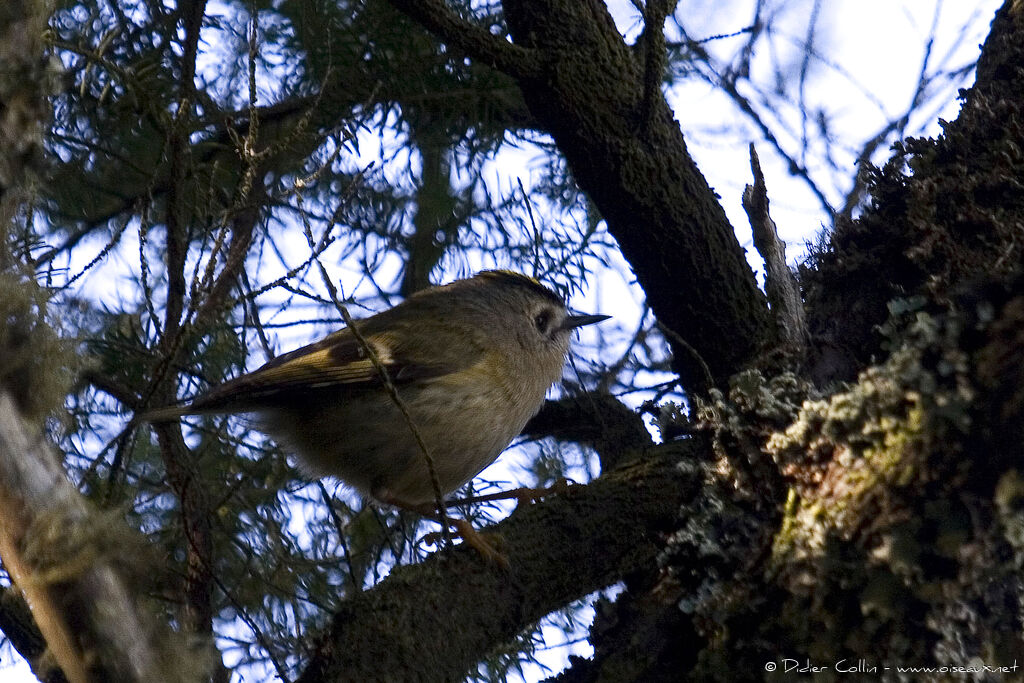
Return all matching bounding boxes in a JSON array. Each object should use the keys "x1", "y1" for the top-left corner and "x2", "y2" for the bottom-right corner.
[
  {"x1": 316, "y1": 482, "x2": 361, "y2": 594},
  {"x1": 656, "y1": 320, "x2": 714, "y2": 391},
  {"x1": 293, "y1": 191, "x2": 454, "y2": 546}
]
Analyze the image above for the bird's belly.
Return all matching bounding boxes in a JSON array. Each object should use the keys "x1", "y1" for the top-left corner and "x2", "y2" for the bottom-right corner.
[{"x1": 259, "y1": 380, "x2": 542, "y2": 505}]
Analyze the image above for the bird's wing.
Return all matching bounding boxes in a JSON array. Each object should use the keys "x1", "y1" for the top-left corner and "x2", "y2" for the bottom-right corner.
[
  {"x1": 156, "y1": 325, "x2": 481, "y2": 417},
  {"x1": 246, "y1": 330, "x2": 406, "y2": 390}
]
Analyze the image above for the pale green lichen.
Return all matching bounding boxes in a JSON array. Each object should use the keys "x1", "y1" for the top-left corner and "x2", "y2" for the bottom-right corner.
[
  {"x1": 727, "y1": 369, "x2": 808, "y2": 424},
  {"x1": 668, "y1": 303, "x2": 995, "y2": 676},
  {"x1": 769, "y1": 366, "x2": 956, "y2": 565},
  {"x1": 754, "y1": 306, "x2": 987, "y2": 673}
]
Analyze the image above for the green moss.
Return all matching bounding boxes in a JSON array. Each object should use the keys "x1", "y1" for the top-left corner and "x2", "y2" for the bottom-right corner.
[
  {"x1": 710, "y1": 307, "x2": 985, "y2": 672},
  {"x1": 674, "y1": 292, "x2": 1024, "y2": 678},
  {"x1": 767, "y1": 306, "x2": 975, "y2": 559}
]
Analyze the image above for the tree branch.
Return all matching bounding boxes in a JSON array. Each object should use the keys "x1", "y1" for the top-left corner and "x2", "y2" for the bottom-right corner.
[
  {"x1": 494, "y1": 0, "x2": 770, "y2": 391},
  {"x1": 742, "y1": 144, "x2": 807, "y2": 350},
  {"x1": 0, "y1": 584, "x2": 67, "y2": 683},
  {"x1": 296, "y1": 444, "x2": 700, "y2": 682},
  {"x1": 0, "y1": 392, "x2": 199, "y2": 683},
  {"x1": 523, "y1": 394, "x2": 653, "y2": 472},
  {"x1": 386, "y1": 0, "x2": 541, "y2": 78}
]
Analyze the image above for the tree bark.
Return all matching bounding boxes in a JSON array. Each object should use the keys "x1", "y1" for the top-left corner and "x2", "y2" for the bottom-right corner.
[{"x1": 296, "y1": 444, "x2": 701, "y2": 682}]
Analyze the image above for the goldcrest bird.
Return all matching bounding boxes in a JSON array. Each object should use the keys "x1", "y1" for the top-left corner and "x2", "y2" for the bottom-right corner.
[{"x1": 146, "y1": 270, "x2": 609, "y2": 509}]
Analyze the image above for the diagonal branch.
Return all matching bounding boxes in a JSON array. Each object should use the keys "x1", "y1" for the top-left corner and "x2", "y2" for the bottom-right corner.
[
  {"x1": 296, "y1": 445, "x2": 700, "y2": 683},
  {"x1": 0, "y1": 392, "x2": 199, "y2": 683},
  {"x1": 386, "y1": 0, "x2": 541, "y2": 78},
  {"x1": 523, "y1": 394, "x2": 653, "y2": 472},
  {"x1": 490, "y1": 0, "x2": 769, "y2": 390}
]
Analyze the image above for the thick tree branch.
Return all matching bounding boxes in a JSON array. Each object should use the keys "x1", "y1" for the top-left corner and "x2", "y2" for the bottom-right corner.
[
  {"x1": 523, "y1": 394, "x2": 653, "y2": 472},
  {"x1": 0, "y1": 585, "x2": 67, "y2": 683},
  {"x1": 296, "y1": 444, "x2": 700, "y2": 683}
]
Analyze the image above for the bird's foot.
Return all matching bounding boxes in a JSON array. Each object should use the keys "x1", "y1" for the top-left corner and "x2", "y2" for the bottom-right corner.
[
  {"x1": 444, "y1": 477, "x2": 577, "y2": 509},
  {"x1": 421, "y1": 519, "x2": 508, "y2": 568}
]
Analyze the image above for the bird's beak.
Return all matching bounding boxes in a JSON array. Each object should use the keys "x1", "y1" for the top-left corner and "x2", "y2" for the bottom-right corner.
[{"x1": 561, "y1": 313, "x2": 611, "y2": 330}]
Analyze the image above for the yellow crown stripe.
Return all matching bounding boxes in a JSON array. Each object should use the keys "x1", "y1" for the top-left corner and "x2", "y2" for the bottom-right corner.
[{"x1": 477, "y1": 270, "x2": 563, "y2": 304}]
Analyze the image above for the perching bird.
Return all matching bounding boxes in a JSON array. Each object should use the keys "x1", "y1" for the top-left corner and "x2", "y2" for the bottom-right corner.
[{"x1": 146, "y1": 270, "x2": 608, "y2": 511}]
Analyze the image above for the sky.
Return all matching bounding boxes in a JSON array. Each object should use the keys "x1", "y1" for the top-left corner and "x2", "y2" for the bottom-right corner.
[{"x1": 1, "y1": 0, "x2": 1004, "y2": 681}]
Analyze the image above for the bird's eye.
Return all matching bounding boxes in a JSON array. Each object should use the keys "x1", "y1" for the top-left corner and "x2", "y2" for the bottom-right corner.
[{"x1": 534, "y1": 310, "x2": 552, "y2": 333}]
